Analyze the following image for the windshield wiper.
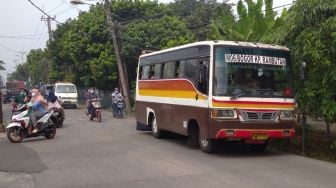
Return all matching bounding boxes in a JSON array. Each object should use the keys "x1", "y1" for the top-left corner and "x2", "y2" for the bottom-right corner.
[{"x1": 230, "y1": 89, "x2": 251, "y2": 99}]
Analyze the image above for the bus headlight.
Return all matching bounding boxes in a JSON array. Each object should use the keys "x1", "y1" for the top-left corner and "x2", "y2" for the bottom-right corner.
[
  {"x1": 211, "y1": 109, "x2": 237, "y2": 119},
  {"x1": 280, "y1": 110, "x2": 294, "y2": 120}
]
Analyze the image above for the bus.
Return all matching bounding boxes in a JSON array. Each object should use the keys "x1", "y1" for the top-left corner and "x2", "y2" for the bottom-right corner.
[{"x1": 135, "y1": 41, "x2": 295, "y2": 153}]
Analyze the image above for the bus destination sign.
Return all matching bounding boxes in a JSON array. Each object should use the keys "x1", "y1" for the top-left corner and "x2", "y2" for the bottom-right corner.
[{"x1": 225, "y1": 54, "x2": 286, "y2": 66}]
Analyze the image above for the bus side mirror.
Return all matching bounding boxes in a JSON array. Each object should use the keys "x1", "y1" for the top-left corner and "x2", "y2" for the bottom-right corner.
[{"x1": 198, "y1": 64, "x2": 207, "y2": 85}]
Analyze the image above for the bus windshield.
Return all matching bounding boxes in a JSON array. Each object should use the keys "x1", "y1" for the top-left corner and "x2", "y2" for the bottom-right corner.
[{"x1": 214, "y1": 46, "x2": 292, "y2": 98}]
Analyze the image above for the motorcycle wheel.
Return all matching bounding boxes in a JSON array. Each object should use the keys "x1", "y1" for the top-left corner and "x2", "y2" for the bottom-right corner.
[
  {"x1": 44, "y1": 124, "x2": 56, "y2": 139},
  {"x1": 57, "y1": 118, "x2": 64, "y2": 128},
  {"x1": 97, "y1": 111, "x2": 102, "y2": 122},
  {"x1": 7, "y1": 127, "x2": 24, "y2": 143}
]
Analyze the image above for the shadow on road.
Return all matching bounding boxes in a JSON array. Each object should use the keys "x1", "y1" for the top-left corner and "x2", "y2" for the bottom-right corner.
[
  {"x1": 140, "y1": 131, "x2": 288, "y2": 157},
  {"x1": 0, "y1": 138, "x2": 48, "y2": 173}
]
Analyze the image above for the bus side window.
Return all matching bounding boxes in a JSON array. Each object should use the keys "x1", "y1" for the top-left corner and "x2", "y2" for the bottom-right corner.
[
  {"x1": 184, "y1": 59, "x2": 198, "y2": 84},
  {"x1": 163, "y1": 62, "x2": 175, "y2": 79},
  {"x1": 142, "y1": 65, "x2": 150, "y2": 79},
  {"x1": 154, "y1": 64, "x2": 162, "y2": 79},
  {"x1": 197, "y1": 59, "x2": 209, "y2": 94},
  {"x1": 178, "y1": 60, "x2": 185, "y2": 78}
]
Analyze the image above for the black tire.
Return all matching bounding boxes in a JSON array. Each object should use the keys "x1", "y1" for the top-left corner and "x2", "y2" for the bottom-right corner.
[
  {"x1": 44, "y1": 125, "x2": 56, "y2": 139},
  {"x1": 7, "y1": 127, "x2": 24, "y2": 143},
  {"x1": 187, "y1": 125, "x2": 199, "y2": 147},
  {"x1": 151, "y1": 115, "x2": 164, "y2": 138},
  {"x1": 57, "y1": 118, "x2": 64, "y2": 128},
  {"x1": 199, "y1": 133, "x2": 218, "y2": 153},
  {"x1": 250, "y1": 141, "x2": 268, "y2": 152}
]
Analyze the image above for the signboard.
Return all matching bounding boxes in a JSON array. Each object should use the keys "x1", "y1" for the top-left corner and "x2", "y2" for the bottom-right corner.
[{"x1": 225, "y1": 54, "x2": 286, "y2": 66}]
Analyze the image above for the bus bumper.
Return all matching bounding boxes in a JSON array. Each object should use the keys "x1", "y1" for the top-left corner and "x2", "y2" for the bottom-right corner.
[{"x1": 215, "y1": 129, "x2": 295, "y2": 139}]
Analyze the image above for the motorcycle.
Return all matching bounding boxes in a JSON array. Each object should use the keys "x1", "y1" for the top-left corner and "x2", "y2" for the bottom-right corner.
[
  {"x1": 88, "y1": 98, "x2": 102, "y2": 122},
  {"x1": 6, "y1": 109, "x2": 56, "y2": 143},
  {"x1": 50, "y1": 107, "x2": 65, "y2": 128},
  {"x1": 113, "y1": 100, "x2": 124, "y2": 118}
]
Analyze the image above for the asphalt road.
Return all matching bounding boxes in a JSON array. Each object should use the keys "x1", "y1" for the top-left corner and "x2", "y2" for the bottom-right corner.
[{"x1": 1, "y1": 104, "x2": 336, "y2": 188}]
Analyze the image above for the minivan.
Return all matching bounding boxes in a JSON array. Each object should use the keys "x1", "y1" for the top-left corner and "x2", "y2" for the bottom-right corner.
[{"x1": 54, "y1": 82, "x2": 78, "y2": 108}]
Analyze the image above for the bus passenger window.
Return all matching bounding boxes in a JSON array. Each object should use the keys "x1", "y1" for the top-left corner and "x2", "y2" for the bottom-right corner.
[
  {"x1": 142, "y1": 65, "x2": 150, "y2": 79},
  {"x1": 184, "y1": 59, "x2": 198, "y2": 83},
  {"x1": 163, "y1": 62, "x2": 175, "y2": 79},
  {"x1": 175, "y1": 61, "x2": 180, "y2": 78},
  {"x1": 139, "y1": 67, "x2": 143, "y2": 80},
  {"x1": 178, "y1": 60, "x2": 185, "y2": 78},
  {"x1": 197, "y1": 60, "x2": 209, "y2": 94},
  {"x1": 154, "y1": 64, "x2": 162, "y2": 79}
]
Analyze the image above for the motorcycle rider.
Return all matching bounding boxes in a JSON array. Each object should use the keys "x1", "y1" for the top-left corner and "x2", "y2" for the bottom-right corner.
[
  {"x1": 111, "y1": 88, "x2": 124, "y2": 117},
  {"x1": 47, "y1": 91, "x2": 65, "y2": 121},
  {"x1": 13, "y1": 88, "x2": 27, "y2": 106},
  {"x1": 87, "y1": 88, "x2": 98, "y2": 116},
  {"x1": 31, "y1": 88, "x2": 48, "y2": 134}
]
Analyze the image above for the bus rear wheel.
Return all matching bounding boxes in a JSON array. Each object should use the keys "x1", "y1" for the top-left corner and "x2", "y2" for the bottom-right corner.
[{"x1": 151, "y1": 116, "x2": 164, "y2": 138}]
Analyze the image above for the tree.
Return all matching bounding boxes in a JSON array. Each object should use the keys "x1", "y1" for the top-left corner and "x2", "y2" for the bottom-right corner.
[
  {"x1": 209, "y1": 0, "x2": 284, "y2": 42},
  {"x1": 269, "y1": 0, "x2": 336, "y2": 135},
  {"x1": 0, "y1": 60, "x2": 5, "y2": 71}
]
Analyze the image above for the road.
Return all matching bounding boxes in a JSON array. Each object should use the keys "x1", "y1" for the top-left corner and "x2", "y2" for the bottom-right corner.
[{"x1": 1, "y1": 104, "x2": 336, "y2": 188}]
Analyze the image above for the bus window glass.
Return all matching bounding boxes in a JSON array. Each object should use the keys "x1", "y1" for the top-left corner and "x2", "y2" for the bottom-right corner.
[
  {"x1": 178, "y1": 60, "x2": 185, "y2": 78},
  {"x1": 154, "y1": 64, "x2": 162, "y2": 79},
  {"x1": 163, "y1": 62, "x2": 175, "y2": 79},
  {"x1": 184, "y1": 59, "x2": 198, "y2": 83},
  {"x1": 142, "y1": 65, "x2": 150, "y2": 79},
  {"x1": 214, "y1": 47, "x2": 292, "y2": 97}
]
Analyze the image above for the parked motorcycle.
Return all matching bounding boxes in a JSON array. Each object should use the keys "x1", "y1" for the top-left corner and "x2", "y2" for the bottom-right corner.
[
  {"x1": 50, "y1": 107, "x2": 65, "y2": 128},
  {"x1": 6, "y1": 109, "x2": 56, "y2": 143},
  {"x1": 113, "y1": 100, "x2": 124, "y2": 118},
  {"x1": 88, "y1": 98, "x2": 102, "y2": 122}
]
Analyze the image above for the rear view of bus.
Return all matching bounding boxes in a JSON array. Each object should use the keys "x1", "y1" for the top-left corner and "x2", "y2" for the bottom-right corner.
[{"x1": 135, "y1": 41, "x2": 296, "y2": 153}]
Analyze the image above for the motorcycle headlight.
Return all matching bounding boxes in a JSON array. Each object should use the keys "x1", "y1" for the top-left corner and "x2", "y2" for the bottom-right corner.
[
  {"x1": 211, "y1": 109, "x2": 237, "y2": 119},
  {"x1": 280, "y1": 110, "x2": 294, "y2": 120}
]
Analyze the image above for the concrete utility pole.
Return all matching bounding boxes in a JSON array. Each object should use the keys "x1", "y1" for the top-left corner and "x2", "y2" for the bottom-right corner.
[
  {"x1": 41, "y1": 15, "x2": 55, "y2": 83},
  {"x1": 104, "y1": 0, "x2": 131, "y2": 114}
]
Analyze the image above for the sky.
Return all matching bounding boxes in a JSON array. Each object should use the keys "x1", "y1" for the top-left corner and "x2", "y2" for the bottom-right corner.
[{"x1": 0, "y1": 0, "x2": 293, "y2": 83}]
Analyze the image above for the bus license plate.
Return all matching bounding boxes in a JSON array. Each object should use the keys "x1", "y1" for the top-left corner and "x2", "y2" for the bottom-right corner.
[{"x1": 252, "y1": 133, "x2": 268, "y2": 140}]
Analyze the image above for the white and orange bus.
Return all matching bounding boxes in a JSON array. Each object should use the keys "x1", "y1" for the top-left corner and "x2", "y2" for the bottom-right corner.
[{"x1": 135, "y1": 41, "x2": 295, "y2": 153}]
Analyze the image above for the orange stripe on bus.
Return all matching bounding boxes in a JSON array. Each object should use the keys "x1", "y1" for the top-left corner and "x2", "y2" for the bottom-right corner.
[{"x1": 139, "y1": 89, "x2": 206, "y2": 100}]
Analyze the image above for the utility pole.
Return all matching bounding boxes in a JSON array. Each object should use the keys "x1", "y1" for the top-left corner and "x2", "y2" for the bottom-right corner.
[
  {"x1": 41, "y1": 15, "x2": 55, "y2": 83},
  {"x1": 104, "y1": 0, "x2": 131, "y2": 114}
]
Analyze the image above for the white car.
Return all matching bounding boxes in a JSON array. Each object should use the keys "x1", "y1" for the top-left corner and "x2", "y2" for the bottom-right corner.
[{"x1": 54, "y1": 83, "x2": 78, "y2": 108}]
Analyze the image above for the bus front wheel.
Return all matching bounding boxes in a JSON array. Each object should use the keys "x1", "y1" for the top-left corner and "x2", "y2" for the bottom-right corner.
[
  {"x1": 199, "y1": 136, "x2": 217, "y2": 153},
  {"x1": 151, "y1": 116, "x2": 164, "y2": 138}
]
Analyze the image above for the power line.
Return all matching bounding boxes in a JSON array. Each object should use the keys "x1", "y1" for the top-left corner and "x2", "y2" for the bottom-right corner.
[
  {"x1": 48, "y1": 1, "x2": 65, "y2": 13},
  {"x1": 0, "y1": 44, "x2": 27, "y2": 54},
  {"x1": 0, "y1": 32, "x2": 49, "y2": 38},
  {"x1": 27, "y1": 0, "x2": 63, "y2": 25}
]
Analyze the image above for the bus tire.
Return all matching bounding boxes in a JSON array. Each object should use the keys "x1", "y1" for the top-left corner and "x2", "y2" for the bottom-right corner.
[
  {"x1": 199, "y1": 135, "x2": 217, "y2": 153},
  {"x1": 187, "y1": 123, "x2": 199, "y2": 147},
  {"x1": 250, "y1": 141, "x2": 268, "y2": 152},
  {"x1": 151, "y1": 115, "x2": 163, "y2": 138}
]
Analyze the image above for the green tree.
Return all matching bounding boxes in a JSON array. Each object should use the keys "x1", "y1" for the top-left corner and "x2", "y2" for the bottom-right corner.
[
  {"x1": 209, "y1": 0, "x2": 284, "y2": 42},
  {"x1": 0, "y1": 60, "x2": 5, "y2": 71},
  {"x1": 269, "y1": 0, "x2": 336, "y2": 134}
]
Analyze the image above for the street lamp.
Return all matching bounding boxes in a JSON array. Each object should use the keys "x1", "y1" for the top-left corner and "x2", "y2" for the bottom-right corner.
[{"x1": 71, "y1": 0, "x2": 131, "y2": 114}]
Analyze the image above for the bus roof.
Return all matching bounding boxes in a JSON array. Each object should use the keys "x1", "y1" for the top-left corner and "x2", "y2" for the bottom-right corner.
[{"x1": 139, "y1": 41, "x2": 290, "y2": 58}]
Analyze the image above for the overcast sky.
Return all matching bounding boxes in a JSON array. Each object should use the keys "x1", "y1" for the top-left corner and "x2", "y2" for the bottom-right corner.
[{"x1": 0, "y1": 0, "x2": 293, "y2": 82}]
